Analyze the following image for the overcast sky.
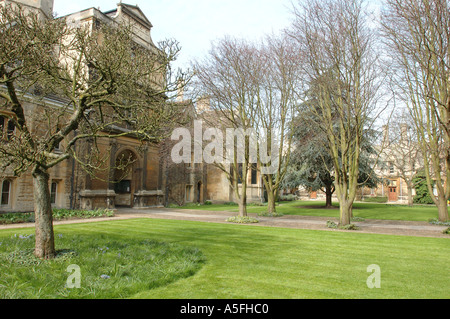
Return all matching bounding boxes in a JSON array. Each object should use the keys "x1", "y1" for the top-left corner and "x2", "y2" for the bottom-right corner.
[{"x1": 53, "y1": 0, "x2": 296, "y2": 70}]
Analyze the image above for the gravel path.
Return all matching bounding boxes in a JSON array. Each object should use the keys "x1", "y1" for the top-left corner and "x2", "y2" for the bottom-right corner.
[{"x1": 1, "y1": 207, "x2": 449, "y2": 238}]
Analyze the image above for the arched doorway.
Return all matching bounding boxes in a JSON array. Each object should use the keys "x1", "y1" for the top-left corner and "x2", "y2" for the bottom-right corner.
[{"x1": 114, "y1": 149, "x2": 139, "y2": 207}]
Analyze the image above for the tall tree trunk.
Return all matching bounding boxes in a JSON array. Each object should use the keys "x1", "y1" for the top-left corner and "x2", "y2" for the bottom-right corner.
[
  {"x1": 238, "y1": 199, "x2": 248, "y2": 217},
  {"x1": 437, "y1": 197, "x2": 449, "y2": 222},
  {"x1": 339, "y1": 200, "x2": 352, "y2": 226},
  {"x1": 235, "y1": 183, "x2": 248, "y2": 217},
  {"x1": 406, "y1": 183, "x2": 414, "y2": 207},
  {"x1": 266, "y1": 190, "x2": 276, "y2": 214},
  {"x1": 32, "y1": 167, "x2": 56, "y2": 259},
  {"x1": 325, "y1": 184, "x2": 333, "y2": 208},
  {"x1": 336, "y1": 183, "x2": 354, "y2": 226}
]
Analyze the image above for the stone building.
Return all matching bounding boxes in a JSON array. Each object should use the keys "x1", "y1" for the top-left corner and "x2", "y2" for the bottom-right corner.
[
  {"x1": 161, "y1": 96, "x2": 264, "y2": 206},
  {"x1": 0, "y1": 0, "x2": 273, "y2": 213},
  {"x1": 0, "y1": 0, "x2": 166, "y2": 212},
  {"x1": 194, "y1": 97, "x2": 265, "y2": 204},
  {"x1": 365, "y1": 124, "x2": 422, "y2": 204}
]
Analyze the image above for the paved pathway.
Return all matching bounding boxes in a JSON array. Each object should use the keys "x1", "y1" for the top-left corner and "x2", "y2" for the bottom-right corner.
[{"x1": 1, "y1": 207, "x2": 448, "y2": 238}]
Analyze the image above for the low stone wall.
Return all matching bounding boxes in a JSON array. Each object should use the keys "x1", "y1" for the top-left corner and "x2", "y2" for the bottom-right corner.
[{"x1": 80, "y1": 189, "x2": 165, "y2": 210}]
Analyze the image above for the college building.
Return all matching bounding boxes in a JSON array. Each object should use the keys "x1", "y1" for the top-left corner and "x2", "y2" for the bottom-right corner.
[{"x1": 0, "y1": 0, "x2": 265, "y2": 213}]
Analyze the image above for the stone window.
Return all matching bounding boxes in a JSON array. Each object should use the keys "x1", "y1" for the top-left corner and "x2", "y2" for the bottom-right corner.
[
  {"x1": 185, "y1": 185, "x2": 193, "y2": 202},
  {"x1": 0, "y1": 115, "x2": 15, "y2": 141},
  {"x1": 50, "y1": 181, "x2": 58, "y2": 205},
  {"x1": 251, "y1": 164, "x2": 257, "y2": 185},
  {"x1": 389, "y1": 162, "x2": 395, "y2": 174},
  {"x1": 1, "y1": 180, "x2": 11, "y2": 206}
]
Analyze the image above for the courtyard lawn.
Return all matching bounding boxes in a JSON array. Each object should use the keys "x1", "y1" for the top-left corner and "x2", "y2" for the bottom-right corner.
[
  {"x1": 177, "y1": 200, "x2": 449, "y2": 222},
  {"x1": 0, "y1": 218, "x2": 448, "y2": 299}
]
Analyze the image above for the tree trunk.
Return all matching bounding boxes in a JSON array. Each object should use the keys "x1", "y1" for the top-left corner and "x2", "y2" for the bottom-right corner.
[
  {"x1": 325, "y1": 185, "x2": 333, "y2": 208},
  {"x1": 336, "y1": 183, "x2": 354, "y2": 226},
  {"x1": 339, "y1": 200, "x2": 352, "y2": 226},
  {"x1": 266, "y1": 190, "x2": 276, "y2": 214},
  {"x1": 238, "y1": 200, "x2": 248, "y2": 217},
  {"x1": 32, "y1": 167, "x2": 56, "y2": 259},
  {"x1": 406, "y1": 184, "x2": 414, "y2": 207},
  {"x1": 437, "y1": 197, "x2": 449, "y2": 222}
]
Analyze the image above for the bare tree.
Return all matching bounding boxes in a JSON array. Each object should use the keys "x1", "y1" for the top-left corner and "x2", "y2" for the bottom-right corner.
[
  {"x1": 193, "y1": 37, "x2": 259, "y2": 217},
  {"x1": 0, "y1": 5, "x2": 187, "y2": 259},
  {"x1": 289, "y1": 0, "x2": 382, "y2": 225},
  {"x1": 381, "y1": 0, "x2": 449, "y2": 221},
  {"x1": 254, "y1": 34, "x2": 301, "y2": 214}
]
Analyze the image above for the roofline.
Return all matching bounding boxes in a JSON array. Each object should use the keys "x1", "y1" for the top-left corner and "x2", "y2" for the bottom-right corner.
[{"x1": 119, "y1": 3, "x2": 153, "y2": 29}]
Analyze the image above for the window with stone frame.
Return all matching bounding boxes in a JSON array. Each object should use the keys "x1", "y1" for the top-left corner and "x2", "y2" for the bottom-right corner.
[
  {"x1": 1, "y1": 180, "x2": 11, "y2": 206},
  {"x1": 50, "y1": 181, "x2": 58, "y2": 204},
  {"x1": 0, "y1": 115, "x2": 15, "y2": 141}
]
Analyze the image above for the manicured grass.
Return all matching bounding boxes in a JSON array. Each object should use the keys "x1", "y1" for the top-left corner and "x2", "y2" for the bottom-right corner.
[
  {"x1": 0, "y1": 218, "x2": 448, "y2": 299},
  {"x1": 177, "y1": 200, "x2": 449, "y2": 222}
]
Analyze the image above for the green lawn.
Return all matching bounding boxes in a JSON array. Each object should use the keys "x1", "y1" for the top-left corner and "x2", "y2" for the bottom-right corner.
[
  {"x1": 0, "y1": 218, "x2": 448, "y2": 299},
  {"x1": 178, "y1": 200, "x2": 449, "y2": 222}
]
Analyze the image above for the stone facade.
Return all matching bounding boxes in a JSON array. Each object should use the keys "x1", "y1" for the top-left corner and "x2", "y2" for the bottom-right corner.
[{"x1": 0, "y1": 1, "x2": 166, "y2": 212}]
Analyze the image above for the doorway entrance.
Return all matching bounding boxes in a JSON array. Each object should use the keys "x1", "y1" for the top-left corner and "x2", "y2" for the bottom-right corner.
[
  {"x1": 197, "y1": 181, "x2": 203, "y2": 203},
  {"x1": 114, "y1": 149, "x2": 138, "y2": 207},
  {"x1": 388, "y1": 187, "x2": 398, "y2": 202}
]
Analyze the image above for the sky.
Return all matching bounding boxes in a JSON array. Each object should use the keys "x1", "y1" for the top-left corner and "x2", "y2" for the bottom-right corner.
[{"x1": 53, "y1": 0, "x2": 296, "y2": 70}]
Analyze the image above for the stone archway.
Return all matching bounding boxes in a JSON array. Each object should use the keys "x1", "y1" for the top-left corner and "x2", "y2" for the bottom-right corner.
[{"x1": 113, "y1": 149, "x2": 139, "y2": 207}]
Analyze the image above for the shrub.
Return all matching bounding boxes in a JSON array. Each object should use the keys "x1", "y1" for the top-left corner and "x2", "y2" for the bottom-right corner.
[
  {"x1": 326, "y1": 220, "x2": 338, "y2": 229},
  {"x1": 413, "y1": 173, "x2": 434, "y2": 204},
  {"x1": 226, "y1": 216, "x2": 259, "y2": 224},
  {"x1": 326, "y1": 220, "x2": 359, "y2": 230},
  {"x1": 279, "y1": 194, "x2": 296, "y2": 201},
  {"x1": 257, "y1": 211, "x2": 284, "y2": 217},
  {"x1": 0, "y1": 213, "x2": 34, "y2": 225},
  {"x1": 0, "y1": 209, "x2": 114, "y2": 225},
  {"x1": 204, "y1": 200, "x2": 212, "y2": 205},
  {"x1": 443, "y1": 227, "x2": 450, "y2": 235},
  {"x1": 52, "y1": 208, "x2": 114, "y2": 220},
  {"x1": 428, "y1": 218, "x2": 450, "y2": 226},
  {"x1": 339, "y1": 223, "x2": 360, "y2": 230}
]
